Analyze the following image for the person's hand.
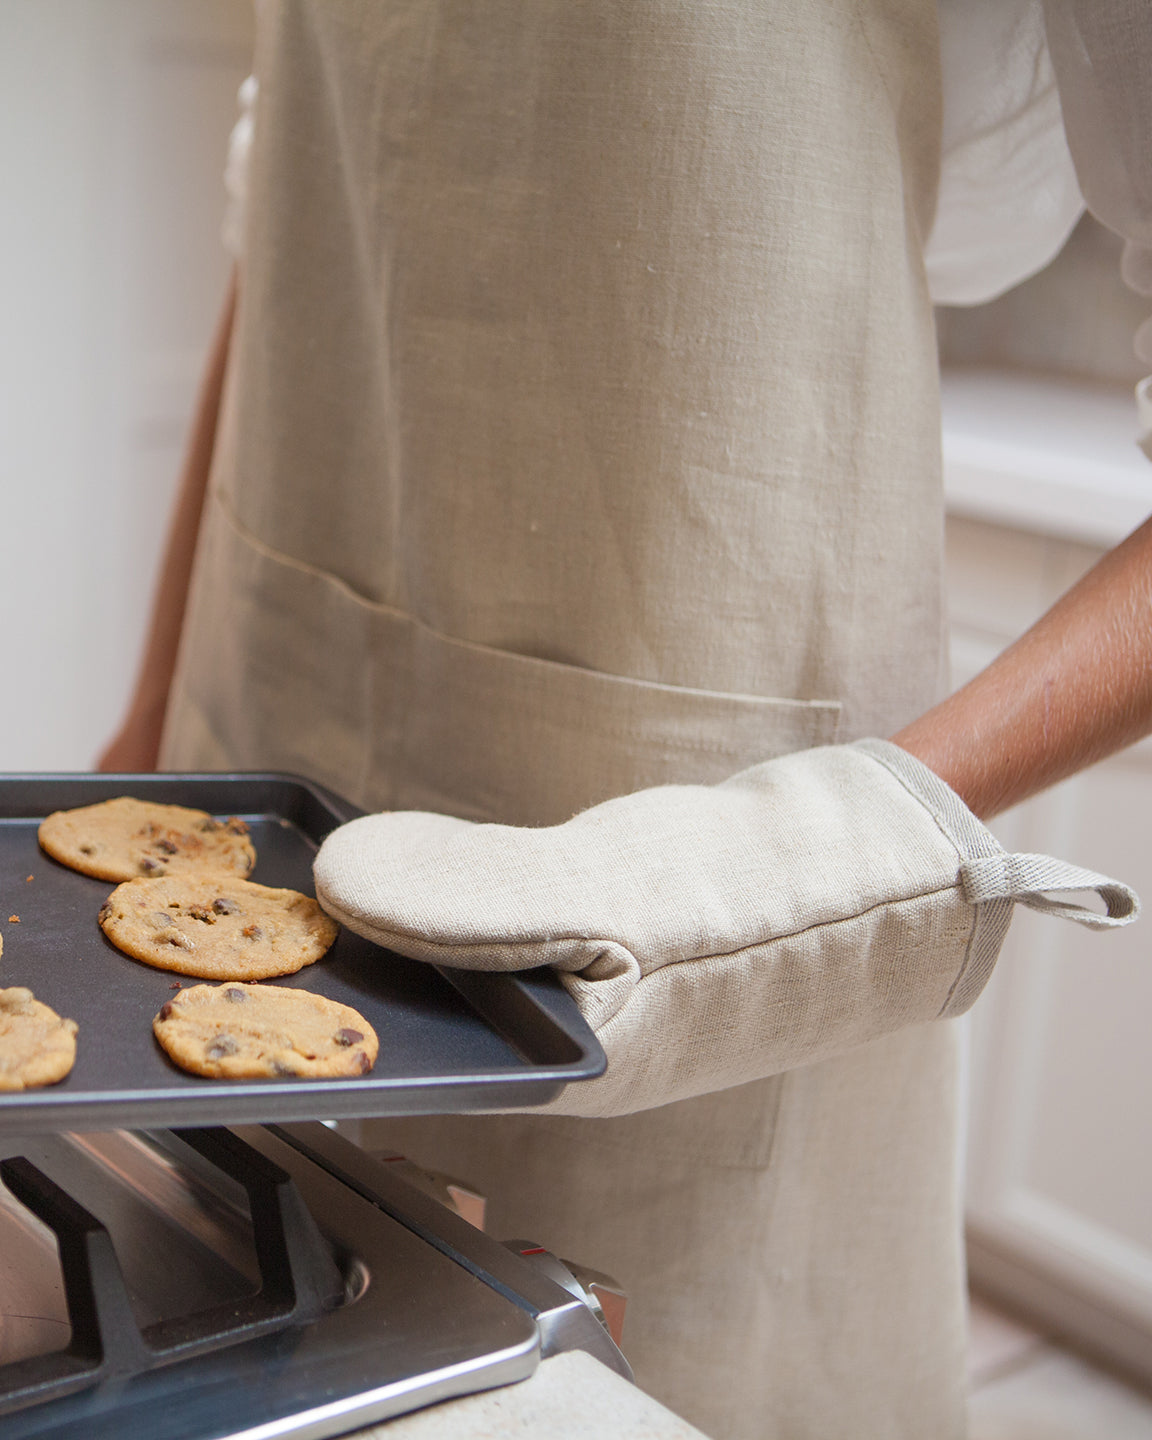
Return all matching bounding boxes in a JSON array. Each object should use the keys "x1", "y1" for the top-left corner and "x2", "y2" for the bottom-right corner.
[{"x1": 314, "y1": 740, "x2": 1136, "y2": 1116}]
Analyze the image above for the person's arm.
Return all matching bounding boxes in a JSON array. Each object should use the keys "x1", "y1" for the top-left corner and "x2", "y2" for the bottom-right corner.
[
  {"x1": 892, "y1": 510, "x2": 1152, "y2": 819},
  {"x1": 311, "y1": 514, "x2": 1146, "y2": 1119},
  {"x1": 905, "y1": 1, "x2": 1152, "y2": 816},
  {"x1": 98, "y1": 270, "x2": 237, "y2": 772}
]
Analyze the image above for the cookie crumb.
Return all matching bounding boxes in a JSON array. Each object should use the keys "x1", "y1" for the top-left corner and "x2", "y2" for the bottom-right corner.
[
  {"x1": 8, "y1": 915, "x2": 19, "y2": 924},
  {"x1": 25, "y1": 875, "x2": 33, "y2": 883}
]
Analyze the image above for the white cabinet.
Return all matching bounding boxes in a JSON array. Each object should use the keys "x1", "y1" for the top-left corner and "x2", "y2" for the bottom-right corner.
[{"x1": 946, "y1": 421, "x2": 1152, "y2": 1388}]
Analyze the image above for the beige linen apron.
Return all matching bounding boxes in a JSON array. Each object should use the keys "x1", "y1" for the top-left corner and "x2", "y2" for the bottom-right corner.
[{"x1": 164, "y1": 2, "x2": 965, "y2": 1434}]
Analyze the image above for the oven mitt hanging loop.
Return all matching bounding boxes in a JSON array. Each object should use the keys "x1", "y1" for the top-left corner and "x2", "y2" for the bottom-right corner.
[
  {"x1": 959, "y1": 852, "x2": 1137, "y2": 928},
  {"x1": 314, "y1": 738, "x2": 1138, "y2": 1117}
]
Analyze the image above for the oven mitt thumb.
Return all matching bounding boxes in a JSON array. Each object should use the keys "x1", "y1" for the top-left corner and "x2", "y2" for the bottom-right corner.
[{"x1": 313, "y1": 739, "x2": 1138, "y2": 1116}]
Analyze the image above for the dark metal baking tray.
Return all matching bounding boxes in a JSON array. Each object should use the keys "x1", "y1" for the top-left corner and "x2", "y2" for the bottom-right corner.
[{"x1": 0, "y1": 774, "x2": 605, "y2": 1135}]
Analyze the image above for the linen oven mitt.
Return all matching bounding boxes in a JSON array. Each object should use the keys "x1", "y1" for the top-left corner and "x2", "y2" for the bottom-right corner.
[{"x1": 313, "y1": 740, "x2": 1138, "y2": 1117}]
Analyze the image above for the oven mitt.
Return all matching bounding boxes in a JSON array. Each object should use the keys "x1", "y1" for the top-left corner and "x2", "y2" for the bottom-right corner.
[{"x1": 313, "y1": 739, "x2": 1138, "y2": 1116}]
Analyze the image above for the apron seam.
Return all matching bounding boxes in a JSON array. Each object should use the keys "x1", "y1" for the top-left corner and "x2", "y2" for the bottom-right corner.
[
  {"x1": 210, "y1": 491, "x2": 843, "y2": 721},
  {"x1": 337, "y1": 879, "x2": 963, "y2": 970}
]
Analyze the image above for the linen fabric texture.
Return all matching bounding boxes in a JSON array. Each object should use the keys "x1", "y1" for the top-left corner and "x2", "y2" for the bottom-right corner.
[
  {"x1": 315, "y1": 739, "x2": 1136, "y2": 1117},
  {"x1": 158, "y1": 2, "x2": 1097, "y2": 1435}
]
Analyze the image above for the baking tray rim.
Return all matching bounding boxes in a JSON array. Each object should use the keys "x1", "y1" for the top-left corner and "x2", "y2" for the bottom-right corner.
[{"x1": 0, "y1": 771, "x2": 605, "y2": 1133}]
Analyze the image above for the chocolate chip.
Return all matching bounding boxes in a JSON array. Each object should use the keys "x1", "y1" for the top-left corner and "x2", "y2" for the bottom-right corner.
[
  {"x1": 241, "y1": 924, "x2": 264, "y2": 941},
  {"x1": 225, "y1": 817, "x2": 249, "y2": 835},
  {"x1": 271, "y1": 1059, "x2": 299, "y2": 1076},
  {"x1": 165, "y1": 932, "x2": 193, "y2": 950},
  {"x1": 224, "y1": 987, "x2": 247, "y2": 1003},
  {"x1": 356, "y1": 1052, "x2": 372, "y2": 1074},
  {"x1": 79, "y1": 844, "x2": 95, "y2": 855},
  {"x1": 139, "y1": 856, "x2": 163, "y2": 874},
  {"x1": 206, "y1": 1034, "x2": 238, "y2": 1059},
  {"x1": 212, "y1": 897, "x2": 238, "y2": 915},
  {"x1": 158, "y1": 1001, "x2": 175, "y2": 1020},
  {"x1": 188, "y1": 908, "x2": 216, "y2": 924},
  {"x1": 335, "y1": 1028, "x2": 364, "y2": 1047},
  {"x1": 199, "y1": 818, "x2": 222, "y2": 833},
  {"x1": 150, "y1": 912, "x2": 174, "y2": 928},
  {"x1": 98, "y1": 901, "x2": 111, "y2": 922},
  {"x1": 155, "y1": 839, "x2": 178, "y2": 856}
]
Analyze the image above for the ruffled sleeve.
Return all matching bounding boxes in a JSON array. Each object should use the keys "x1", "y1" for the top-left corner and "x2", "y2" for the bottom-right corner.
[
  {"x1": 1042, "y1": 0, "x2": 1152, "y2": 454},
  {"x1": 926, "y1": 0, "x2": 1084, "y2": 306}
]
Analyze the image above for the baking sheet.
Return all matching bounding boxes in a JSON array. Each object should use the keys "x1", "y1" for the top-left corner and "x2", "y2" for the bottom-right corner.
[{"x1": 0, "y1": 774, "x2": 604, "y2": 1135}]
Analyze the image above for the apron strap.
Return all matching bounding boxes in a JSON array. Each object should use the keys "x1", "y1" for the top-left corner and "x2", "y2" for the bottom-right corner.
[{"x1": 960, "y1": 852, "x2": 1140, "y2": 930}]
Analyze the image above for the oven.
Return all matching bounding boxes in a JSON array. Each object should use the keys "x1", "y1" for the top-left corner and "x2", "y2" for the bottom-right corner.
[
  {"x1": 0, "y1": 1121, "x2": 629, "y2": 1439},
  {"x1": 0, "y1": 775, "x2": 630, "y2": 1437}
]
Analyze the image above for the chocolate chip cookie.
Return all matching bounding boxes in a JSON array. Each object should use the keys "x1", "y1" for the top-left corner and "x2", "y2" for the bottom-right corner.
[
  {"x1": 153, "y1": 983, "x2": 377, "y2": 1078},
  {"x1": 39, "y1": 797, "x2": 255, "y2": 883},
  {"x1": 0, "y1": 986, "x2": 79, "y2": 1090},
  {"x1": 99, "y1": 876, "x2": 339, "y2": 980}
]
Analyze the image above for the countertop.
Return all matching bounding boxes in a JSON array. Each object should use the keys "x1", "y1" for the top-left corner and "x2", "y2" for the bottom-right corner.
[{"x1": 352, "y1": 1352, "x2": 710, "y2": 1440}]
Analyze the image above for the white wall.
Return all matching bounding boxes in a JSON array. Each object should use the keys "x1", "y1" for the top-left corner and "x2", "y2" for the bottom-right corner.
[{"x1": 0, "y1": 0, "x2": 253, "y2": 770}]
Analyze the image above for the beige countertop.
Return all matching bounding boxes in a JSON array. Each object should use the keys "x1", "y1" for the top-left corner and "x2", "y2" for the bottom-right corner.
[{"x1": 351, "y1": 1352, "x2": 710, "y2": 1440}]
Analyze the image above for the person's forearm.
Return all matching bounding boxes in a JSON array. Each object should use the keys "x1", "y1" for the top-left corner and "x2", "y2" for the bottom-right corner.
[
  {"x1": 893, "y1": 511, "x2": 1152, "y2": 819},
  {"x1": 98, "y1": 270, "x2": 237, "y2": 772}
]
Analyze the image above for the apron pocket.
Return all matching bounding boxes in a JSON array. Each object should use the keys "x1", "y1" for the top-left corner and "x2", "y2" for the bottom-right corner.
[
  {"x1": 390, "y1": 630, "x2": 842, "y2": 825},
  {"x1": 168, "y1": 497, "x2": 843, "y2": 826}
]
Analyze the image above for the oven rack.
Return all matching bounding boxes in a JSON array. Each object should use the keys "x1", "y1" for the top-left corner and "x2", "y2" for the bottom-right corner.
[{"x1": 0, "y1": 1128, "x2": 344, "y2": 1417}]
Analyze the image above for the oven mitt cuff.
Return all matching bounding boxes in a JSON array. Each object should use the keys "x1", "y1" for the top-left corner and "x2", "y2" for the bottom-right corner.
[
  {"x1": 853, "y1": 739, "x2": 1138, "y2": 1013},
  {"x1": 313, "y1": 739, "x2": 1138, "y2": 1116}
]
